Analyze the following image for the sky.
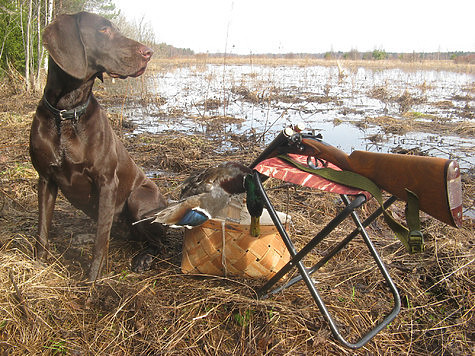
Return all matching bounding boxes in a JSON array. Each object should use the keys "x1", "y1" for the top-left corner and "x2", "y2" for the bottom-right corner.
[{"x1": 114, "y1": 0, "x2": 475, "y2": 54}]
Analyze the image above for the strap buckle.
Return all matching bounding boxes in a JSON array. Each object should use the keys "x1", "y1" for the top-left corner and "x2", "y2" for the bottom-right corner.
[
  {"x1": 58, "y1": 109, "x2": 67, "y2": 121},
  {"x1": 408, "y1": 230, "x2": 424, "y2": 253}
]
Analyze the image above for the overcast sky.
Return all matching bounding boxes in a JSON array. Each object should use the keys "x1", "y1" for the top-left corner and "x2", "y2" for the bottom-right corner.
[{"x1": 114, "y1": 0, "x2": 475, "y2": 54}]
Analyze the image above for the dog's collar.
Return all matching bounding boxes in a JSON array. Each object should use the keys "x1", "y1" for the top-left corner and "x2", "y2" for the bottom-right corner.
[{"x1": 42, "y1": 96, "x2": 91, "y2": 121}]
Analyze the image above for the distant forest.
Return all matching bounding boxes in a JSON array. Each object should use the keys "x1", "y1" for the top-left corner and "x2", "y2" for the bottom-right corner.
[
  {"x1": 208, "y1": 51, "x2": 475, "y2": 64},
  {"x1": 153, "y1": 43, "x2": 194, "y2": 58}
]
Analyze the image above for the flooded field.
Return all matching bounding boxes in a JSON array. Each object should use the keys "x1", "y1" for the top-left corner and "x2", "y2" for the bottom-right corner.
[{"x1": 104, "y1": 62, "x2": 474, "y2": 170}]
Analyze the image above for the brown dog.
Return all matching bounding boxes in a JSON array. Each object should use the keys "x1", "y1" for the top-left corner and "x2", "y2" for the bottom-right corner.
[{"x1": 29, "y1": 12, "x2": 167, "y2": 281}]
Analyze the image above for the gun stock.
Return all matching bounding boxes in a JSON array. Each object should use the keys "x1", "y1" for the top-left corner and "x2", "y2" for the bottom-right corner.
[{"x1": 301, "y1": 137, "x2": 463, "y2": 228}]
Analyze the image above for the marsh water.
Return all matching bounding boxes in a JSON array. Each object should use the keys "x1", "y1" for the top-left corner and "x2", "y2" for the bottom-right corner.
[{"x1": 108, "y1": 63, "x2": 474, "y2": 170}]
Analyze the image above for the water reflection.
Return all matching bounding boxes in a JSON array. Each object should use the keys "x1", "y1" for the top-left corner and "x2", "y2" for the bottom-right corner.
[{"x1": 109, "y1": 64, "x2": 474, "y2": 169}]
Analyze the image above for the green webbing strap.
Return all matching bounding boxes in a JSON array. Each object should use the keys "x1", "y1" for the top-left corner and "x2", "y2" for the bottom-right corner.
[
  {"x1": 277, "y1": 154, "x2": 424, "y2": 253},
  {"x1": 405, "y1": 189, "x2": 424, "y2": 252}
]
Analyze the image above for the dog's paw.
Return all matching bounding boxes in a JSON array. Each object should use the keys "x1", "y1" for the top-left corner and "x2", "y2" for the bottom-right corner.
[
  {"x1": 73, "y1": 233, "x2": 95, "y2": 246},
  {"x1": 131, "y1": 248, "x2": 159, "y2": 273}
]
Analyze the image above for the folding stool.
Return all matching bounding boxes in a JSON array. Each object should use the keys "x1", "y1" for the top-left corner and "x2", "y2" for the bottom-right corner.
[{"x1": 252, "y1": 154, "x2": 401, "y2": 349}]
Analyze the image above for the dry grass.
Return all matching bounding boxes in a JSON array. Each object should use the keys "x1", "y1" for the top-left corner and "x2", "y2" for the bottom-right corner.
[
  {"x1": 148, "y1": 56, "x2": 475, "y2": 74},
  {"x1": 357, "y1": 115, "x2": 475, "y2": 139},
  {"x1": 0, "y1": 67, "x2": 473, "y2": 355}
]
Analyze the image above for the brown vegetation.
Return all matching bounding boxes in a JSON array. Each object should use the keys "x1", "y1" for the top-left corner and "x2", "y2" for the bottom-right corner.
[
  {"x1": 149, "y1": 57, "x2": 475, "y2": 74},
  {"x1": 0, "y1": 60, "x2": 473, "y2": 355}
]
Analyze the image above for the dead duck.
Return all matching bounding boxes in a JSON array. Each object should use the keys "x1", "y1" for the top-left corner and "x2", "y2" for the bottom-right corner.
[{"x1": 139, "y1": 162, "x2": 264, "y2": 236}]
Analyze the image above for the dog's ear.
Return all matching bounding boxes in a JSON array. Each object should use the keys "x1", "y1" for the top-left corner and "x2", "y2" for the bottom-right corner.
[{"x1": 43, "y1": 13, "x2": 87, "y2": 80}]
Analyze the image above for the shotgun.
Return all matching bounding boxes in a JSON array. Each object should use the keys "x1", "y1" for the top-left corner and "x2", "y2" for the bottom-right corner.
[{"x1": 251, "y1": 125, "x2": 463, "y2": 228}]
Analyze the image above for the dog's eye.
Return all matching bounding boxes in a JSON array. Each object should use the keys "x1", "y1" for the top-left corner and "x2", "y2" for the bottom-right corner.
[{"x1": 98, "y1": 26, "x2": 111, "y2": 36}]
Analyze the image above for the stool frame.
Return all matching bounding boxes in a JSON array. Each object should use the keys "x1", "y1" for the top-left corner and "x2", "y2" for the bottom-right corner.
[{"x1": 252, "y1": 171, "x2": 401, "y2": 349}]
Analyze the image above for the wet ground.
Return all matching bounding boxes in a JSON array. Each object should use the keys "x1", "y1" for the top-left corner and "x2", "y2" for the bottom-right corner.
[{"x1": 102, "y1": 62, "x2": 474, "y2": 170}]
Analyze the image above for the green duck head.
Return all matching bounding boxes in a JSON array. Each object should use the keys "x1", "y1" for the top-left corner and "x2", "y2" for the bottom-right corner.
[{"x1": 244, "y1": 174, "x2": 265, "y2": 237}]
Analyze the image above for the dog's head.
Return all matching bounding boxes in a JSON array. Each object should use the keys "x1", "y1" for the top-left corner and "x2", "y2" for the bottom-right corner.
[{"x1": 43, "y1": 12, "x2": 153, "y2": 80}]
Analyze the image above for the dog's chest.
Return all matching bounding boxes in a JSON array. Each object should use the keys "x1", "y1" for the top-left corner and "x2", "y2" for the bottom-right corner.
[
  {"x1": 50, "y1": 125, "x2": 88, "y2": 167},
  {"x1": 49, "y1": 126, "x2": 98, "y2": 208},
  {"x1": 33, "y1": 121, "x2": 92, "y2": 184}
]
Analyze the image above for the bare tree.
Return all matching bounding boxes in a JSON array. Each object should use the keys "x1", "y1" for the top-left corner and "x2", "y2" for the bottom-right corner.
[
  {"x1": 35, "y1": 0, "x2": 53, "y2": 89},
  {"x1": 116, "y1": 14, "x2": 155, "y2": 45},
  {"x1": 24, "y1": 0, "x2": 33, "y2": 92},
  {"x1": 21, "y1": 0, "x2": 54, "y2": 92}
]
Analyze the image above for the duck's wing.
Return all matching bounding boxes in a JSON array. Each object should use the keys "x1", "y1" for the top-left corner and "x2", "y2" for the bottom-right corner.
[
  {"x1": 151, "y1": 188, "x2": 232, "y2": 228},
  {"x1": 180, "y1": 166, "x2": 219, "y2": 198},
  {"x1": 180, "y1": 162, "x2": 251, "y2": 198},
  {"x1": 151, "y1": 194, "x2": 208, "y2": 228}
]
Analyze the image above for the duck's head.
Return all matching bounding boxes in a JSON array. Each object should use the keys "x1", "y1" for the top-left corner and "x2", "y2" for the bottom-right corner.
[{"x1": 244, "y1": 174, "x2": 265, "y2": 237}]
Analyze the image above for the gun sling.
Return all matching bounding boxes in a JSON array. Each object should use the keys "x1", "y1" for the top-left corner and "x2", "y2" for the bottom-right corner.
[
  {"x1": 277, "y1": 154, "x2": 424, "y2": 253},
  {"x1": 252, "y1": 155, "x2": 403, "y2": 349}
]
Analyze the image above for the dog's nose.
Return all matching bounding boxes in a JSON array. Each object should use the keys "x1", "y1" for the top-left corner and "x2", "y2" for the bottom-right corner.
[{"x1": 140, "y1": 46, "x2": 153, "y2": 61}]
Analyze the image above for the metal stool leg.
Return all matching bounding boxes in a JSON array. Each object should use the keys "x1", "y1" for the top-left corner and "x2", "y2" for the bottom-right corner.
[
  {"x1": 252, "y1": 171, "x2": 401, "y2": 349},
  {"x1": 264, "y1": 195, "x2": 398, "y2": 296}
]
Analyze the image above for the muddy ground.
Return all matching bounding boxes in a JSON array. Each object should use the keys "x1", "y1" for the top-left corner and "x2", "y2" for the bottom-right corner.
[{"x1": 0, "y1": 59, "x2": 473, "y2": 355}]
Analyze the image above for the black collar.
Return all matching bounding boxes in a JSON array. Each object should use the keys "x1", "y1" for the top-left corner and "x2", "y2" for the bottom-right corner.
[{"x1": 42, "y1": 95, "x2": 91, "y2": 121}]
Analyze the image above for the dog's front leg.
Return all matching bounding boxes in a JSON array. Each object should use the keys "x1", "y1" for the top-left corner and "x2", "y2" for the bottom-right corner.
[
  {"x1": 35, "y1": 177, "x2": 58, "y2": 260},
  {"x1": 88, "y1": 175, "x2": 118, "y2": 282}
]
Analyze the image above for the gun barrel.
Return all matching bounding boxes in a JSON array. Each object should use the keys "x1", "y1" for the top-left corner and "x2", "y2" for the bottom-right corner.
[{"x1": 250, "y1": 127, "x2": 296, "y2": 168}]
